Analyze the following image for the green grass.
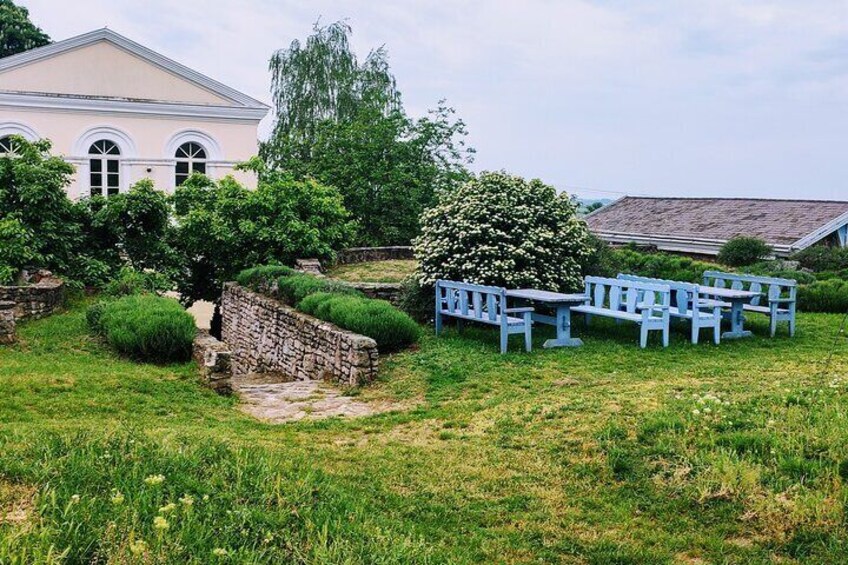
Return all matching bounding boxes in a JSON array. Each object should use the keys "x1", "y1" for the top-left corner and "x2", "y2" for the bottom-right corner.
[
  {"x1": 1, "y1": 299, "x2": 848, "y2": 562},
  {"x1": 327, "y1": 259, "x2": 418, "y2": 283}
]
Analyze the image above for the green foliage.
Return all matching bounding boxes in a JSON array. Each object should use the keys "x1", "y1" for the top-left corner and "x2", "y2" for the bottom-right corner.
[
  {"x1": 276, "y1": 273, "x2": 361, "y2": 306},
  {"x1": 397, "y1": 276, "x2": 434, "y2": 324},
  {"x1": 797, "y1": 279, "x2": 848, "y2": 313},
  {"x1": 0, "y1": 0, "x2": 49, "y2": 58},
  {"x1": 104, "y1": 267, "x2": 173, "y2": 298},
  {"x1": 581, "y1": 233, "x2": 618, "y2": 278},
  {"x1": 85, "y1": 300, "x2": 108, "y2": 336},
  {"x1": 96, "y1": 180, "x2": 174, "y2": 272},
  {"x1": 607, "y1": 246, "x2": 718, "y2": 283},
  {"x1": 98, "y1": 295, "x2": 196, "y2": 362},
  {"x1": 0, "y1": 217, "x2": 39, "y2": 283},
  {"x1": 792, "y1": 246, "x2": 848, "y2": 273},
  {"x1": 264, "y1": 21, "x2": 473, "y2": 246},
  {"x1": 298, "y1": 292, "x2": 420, "y2": 351},
  {"x1": 717, "y1": 236, "x2": 772, "y2": 267},
  {"x1": 415, "y1": 171, "x2": 590, "y2": 291},
  {"x1": 235, "y1": 264, "x2": 296, "y2": 291},
  {"x1": 170, "y1": 174, "x2": 353, "y2": 305}
]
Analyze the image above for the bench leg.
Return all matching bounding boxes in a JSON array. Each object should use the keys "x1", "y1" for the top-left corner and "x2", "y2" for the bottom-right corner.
[
  {"x1": 524, "y1": 315, "x2": 532, "y2": 353},
  {"x1": 769, "y1": 312, "x2": 777, "y2": 338},
  {"x1": 789, "y1": 314, "x2": 796, "y2": 337},
  {"x1": 713, "y1": 320, "x2": 721, "y2": 345},
  {"x1": 640, "y1": 324, "x2": 649, "y2": 349},
  {"x1": 456, "y1": 319, "x2": 464, "y2": 333},
  {"x1": 500, "y1": 327, "x2": 508, "y2": 354},
  {"x1": 690, "y1": 319, "x2": 699, "y2": 345},
  {"x1": 662, "y1": 324, "x2": 670, "y2": 348},
  {"x1": 435, "y1": 310, "x2": 442, "y2": 336}
]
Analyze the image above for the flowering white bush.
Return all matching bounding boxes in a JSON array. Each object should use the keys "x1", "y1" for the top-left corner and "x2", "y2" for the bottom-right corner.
[{"x1": 414, "y1": 171, "x2": 590, "y2": 291}]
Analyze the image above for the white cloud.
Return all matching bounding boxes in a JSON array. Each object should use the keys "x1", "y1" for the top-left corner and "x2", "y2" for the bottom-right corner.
[{"x1": 17, "y1": 0, "x2": 848, "y2": 199}]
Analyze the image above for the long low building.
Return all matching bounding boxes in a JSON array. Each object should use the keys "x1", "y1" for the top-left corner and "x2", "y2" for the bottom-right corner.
[{"x1": 585, "y1": 197, "x2": 848, "y2": 258}]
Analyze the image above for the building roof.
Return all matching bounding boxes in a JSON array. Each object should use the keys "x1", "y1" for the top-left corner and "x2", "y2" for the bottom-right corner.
[
  {"x1": 586, "y1": 197, "x2": 848, "y2": 255},
  {"x1": 0, "y1": 28, "x2": 269, "y2": 121}
]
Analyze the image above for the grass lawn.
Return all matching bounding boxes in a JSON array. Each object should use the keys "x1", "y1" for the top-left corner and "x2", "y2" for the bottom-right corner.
[
  {"x1": 1, "y1": 299, "x2": 848, "y2": 563},
  {"x1": 327, "y1": 259, "x2": 418, "y2": 283}
]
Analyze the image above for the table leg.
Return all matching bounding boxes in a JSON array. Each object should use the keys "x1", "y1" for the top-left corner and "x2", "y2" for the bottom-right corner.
[
  {"x1": 722, "y1": 299, "x2": 753, "y2": 339},
  {"x1": 543, "y1": 305, "x2": 583, "y2": 348}
]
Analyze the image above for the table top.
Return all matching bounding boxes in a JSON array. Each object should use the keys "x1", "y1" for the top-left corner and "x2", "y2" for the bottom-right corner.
[
  {"x1": 699, "y1": 286, "x2": 762, "y2": 300},
  {"x1": 506, "y1": 289, "x2": 589, "y2": 303}
]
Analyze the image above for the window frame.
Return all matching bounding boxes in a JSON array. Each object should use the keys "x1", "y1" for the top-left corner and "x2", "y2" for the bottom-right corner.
[{"x1": 88, "y1": 139, "x2": 122, "y2": 198}]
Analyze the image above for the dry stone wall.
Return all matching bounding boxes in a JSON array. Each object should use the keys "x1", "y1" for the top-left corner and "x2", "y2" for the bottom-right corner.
[
  {"x1": 221, "y1": 283, "x2": 379, "y2": 386},
  {"x1": 0, "y1": 273, "x2": 65, "y2": 321},
  {"x1": 0, "y1": 301, "x2": 15, "y2": 344},
  {"x1": 334, "y1": 246, "x2": 413, "y2": 265},
  {"x1": 192, "y1": 330, "x2": 233, "y2": 394}
]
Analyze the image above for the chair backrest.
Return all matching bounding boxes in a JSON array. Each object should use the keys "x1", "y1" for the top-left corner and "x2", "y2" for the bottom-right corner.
[
  {"x1": 583, "y1": 276, "x2": 671, "y2": 316},
  {"x1": 702, "y1": 270, "x2": 797, "y2": 306},
  {"x1": 618, "y1": 273, "x2": 698, "y2": 316},
  {"x1": 435, "y1": 280, "x2": 507, "y2": 323}
]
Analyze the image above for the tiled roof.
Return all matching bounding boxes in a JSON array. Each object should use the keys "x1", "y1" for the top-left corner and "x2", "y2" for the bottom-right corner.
[{"x1": 586, "y1": 197, "x2": 848, "y2": 246}]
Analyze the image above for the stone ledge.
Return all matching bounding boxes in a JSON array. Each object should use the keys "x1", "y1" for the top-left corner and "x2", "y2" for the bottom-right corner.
[
  {"x1": 192, "y1": 330, "x2": 233, "y2": 395},
  {"x1": 334, "y1": 246, "x2": 414, "y2": 266},
  {"x1": 0, "y1": 271, "x2": 65, "y2": 321},
  {"x1": 0, "y1": 301, "x2": 15, "y2": 345}
]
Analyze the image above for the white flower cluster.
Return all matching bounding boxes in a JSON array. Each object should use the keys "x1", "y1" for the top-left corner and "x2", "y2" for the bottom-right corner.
[{"x1": 414, "y1": 171, "x2": 590, "y2": 290}]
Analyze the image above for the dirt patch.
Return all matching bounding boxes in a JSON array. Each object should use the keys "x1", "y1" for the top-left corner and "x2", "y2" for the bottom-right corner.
[
  {"x1": 233, "y1": 373, "x2": 400, "y2": 423},
  {"x1": 0, "y1": 480, "x2": 35, "y2": 526}
]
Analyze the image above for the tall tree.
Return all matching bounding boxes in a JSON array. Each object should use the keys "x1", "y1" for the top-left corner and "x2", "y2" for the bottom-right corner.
[
  {"x1": 264, "y1": 20, "x2": 474, "y2": 246},
  {"x1": 0, "y1": 0, "x2": 49, "y2": 59}
]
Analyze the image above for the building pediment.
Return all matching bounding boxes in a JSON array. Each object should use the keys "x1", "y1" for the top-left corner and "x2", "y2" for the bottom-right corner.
[{"x1": 0, "y1": 29, "x2": 268, "y2": 114}]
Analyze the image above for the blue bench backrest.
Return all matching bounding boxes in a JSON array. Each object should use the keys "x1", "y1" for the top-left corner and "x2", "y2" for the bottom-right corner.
[
  {"x1": 435, "y1": 280, "x2": 507, "y2": 323},
  {"x1": 583, "y1": 276, "x2": 671, "y2": 314},
  {"x1": 702, "y1": 270, "x2": 796, "y2": 307},
  {"x1": 618, "y1": 273, "x2": 699, "y2": 316}
]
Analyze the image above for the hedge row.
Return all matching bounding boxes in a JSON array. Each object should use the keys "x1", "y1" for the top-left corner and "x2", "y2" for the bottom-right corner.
[
  {"x1": 88, "y1": 295, "x2": 195, "y2": 362},
  {"x1": 236, "y1": 265, "x2": 419, "y2": 351}
]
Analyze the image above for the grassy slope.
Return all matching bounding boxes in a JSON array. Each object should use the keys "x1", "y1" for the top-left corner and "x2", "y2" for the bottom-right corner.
[
  {"x1": 327, "y1": 259, "x2": 418, "y2": 283},
  {"x1": 1, "y1": 301, "x2": 847, "y2": 563}
]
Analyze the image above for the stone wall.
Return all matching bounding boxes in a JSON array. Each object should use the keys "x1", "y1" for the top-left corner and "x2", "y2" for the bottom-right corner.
[
  {"x1": 192, "y1": 330, "x2": 233, "y2": 395},
  {"x1": 334, "y1": 246, "x2": 414, "y2": 265},
  {"x1": 0, "y1": 273, "x2": 65, "y2": 321},
  {"x1": 0, "y1": 301, "x2": 15, "y2": 344},
  {"x1": 347, "y1": 281, "x2": 403, "y2": 306},
  {"x1": 221, "y1": 283, "x2": 379, "y2": 386}
]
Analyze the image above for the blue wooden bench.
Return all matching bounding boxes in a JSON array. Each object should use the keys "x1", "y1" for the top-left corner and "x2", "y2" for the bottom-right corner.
[
  {"x1": 435, "y1": 280, "x2": 534, "y2": 354},
  {"x1": 702, "y1": 271, "x2": 797, "y2": 337},
  {"x1": 618, "y1": 274, "x2": 723, "y2": 344},
  {"x1": 572, "y1": 276, "x2": 672, "y2": 348}
]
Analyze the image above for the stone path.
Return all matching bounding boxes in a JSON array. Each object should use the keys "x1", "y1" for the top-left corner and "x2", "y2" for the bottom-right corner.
[{"x1": 232, "y1": 373, "x2": 389, "y2": 423}]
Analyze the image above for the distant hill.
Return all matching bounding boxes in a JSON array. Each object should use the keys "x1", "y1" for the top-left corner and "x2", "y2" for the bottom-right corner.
[{"x1": 575, "y1": 198, "x2": 612, "y2": 216}]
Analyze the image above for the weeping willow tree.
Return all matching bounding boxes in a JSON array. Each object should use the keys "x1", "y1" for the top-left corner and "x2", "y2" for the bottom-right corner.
[{"x1": 263, "y1": 20, "x2": 474, "y2": 246}]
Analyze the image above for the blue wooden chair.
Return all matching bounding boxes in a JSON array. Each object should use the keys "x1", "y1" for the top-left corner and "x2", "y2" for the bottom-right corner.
[{"x1": 703, "y1": 271, "x2": 797, "y2": 337}]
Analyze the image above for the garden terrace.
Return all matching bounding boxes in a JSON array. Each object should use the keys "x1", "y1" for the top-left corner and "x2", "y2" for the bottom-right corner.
[{"x1": 1, "y1": 299, "x2": 847, "y2": 562}]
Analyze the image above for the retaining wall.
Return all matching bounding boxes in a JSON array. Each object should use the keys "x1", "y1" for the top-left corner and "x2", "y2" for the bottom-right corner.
[
  {"x1": 221, "y1": 283, "x2": 379, "y2": 386},
  {"x1": 0, "y1": 273, "x2": 65, "y2": 320},
  {"x1": 192, "y1": 330, "x2": 233, "y2": 395},
  {"x1": 334, "y1": 246, "x2": 414, "y2": 265}
]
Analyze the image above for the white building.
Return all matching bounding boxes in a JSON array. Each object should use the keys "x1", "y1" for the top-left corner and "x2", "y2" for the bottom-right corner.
[{"x1": 0, "y1": 28, "x2": 269, "y2": 199}]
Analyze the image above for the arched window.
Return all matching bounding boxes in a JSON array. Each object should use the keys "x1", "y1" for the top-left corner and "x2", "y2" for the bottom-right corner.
[
  {"x1": 89, "y1": 140, "x2": 121, "y2": 197},
  {"x1": 175, "y1": 142, "x2": 206, "y2": 186},
  {"x1": 0, "y1": 136, "x2": 17, "y2": 155}
]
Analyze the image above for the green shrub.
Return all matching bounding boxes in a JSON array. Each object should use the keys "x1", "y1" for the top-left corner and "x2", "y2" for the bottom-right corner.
[
  {"x1": 745, "y1": 262, "x2": 817, "y2": 284},
  {"x1": 298, "y1": 292, "x2": 420, "y2": 351},
  {"x1": 717, "y1": 237, "x2": 772, "y2": 267},
  {"x1": 797, "y1": 280, "x2": 848, "y2": 313},
  {"x1": 0, "y1": 218, "x2": 40, "y2": 284},
  {"x1": 104, "y1": 267, "x2": 172, "y2": 297},
  {"x1": 397, "y1": 276, "x2": 434, "y2": 324},
  {"x1": 85, "y1": 301, "x2": 108, "y2": 336},
  {"x1": 581, "y1": 233, "x2": 617, "y2": 278},
  {"x1": 235, "y1": 264, "x2": 296, "y2": 291},
  {"x1": 99, "y1": 295, "x2": 196, "y2": 362},
  {"x1": 815, "y1": 269, "x2": 848, "y2": 282},
  {"x1": 792, "y1": 246, "x2": 848, "y2": 273},
  {"x1": 606, "y1": 248, "x2": 716, "y2": 283},
  {"x1": 276, "y1": 273, "x2": 360, "y2": 306}
]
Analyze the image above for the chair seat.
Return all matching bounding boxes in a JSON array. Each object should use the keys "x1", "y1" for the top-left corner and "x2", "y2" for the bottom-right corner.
[
  {"x1": 670, "y1": 309, "x2": 721, "y2": 321},
  {"x1": 743, "y1": 304, "x2": 790, "y2": 315},
  {"x1": 572, "y1": 305, "x2": 643, "y2": 322},
  {"x1": 439, "y1": 308, "x2": 527, "y2": 326}
]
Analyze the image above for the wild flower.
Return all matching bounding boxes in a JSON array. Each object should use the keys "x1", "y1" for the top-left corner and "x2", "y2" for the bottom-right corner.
[
  {"x1": 70, "y1": 494, "x2": 80, "y2": 504},
  {"x1": 111, "y1": 491, "x2": 125, "y2": 505},
  {"x1": 202, "y1": 494, "x2": 210, "y2": 502},
  {"x1": 144, "y1": 474, "x2": 165, "y2": 486},
  {"x1": 159, "y1": 502, "x2": 177, "y2": 514},
  {"x1": 179, "y1": 494, "x2": 194, "y2": 507},
  {"x1": 153, "y1": 516, "x2": 169, "y2": 531},
  {"x1": 129, "y1": 540, "x2": 147, "y2": 555},
  {"x1": 212, "y1": 548, "x2": 228, "y2": 557}
]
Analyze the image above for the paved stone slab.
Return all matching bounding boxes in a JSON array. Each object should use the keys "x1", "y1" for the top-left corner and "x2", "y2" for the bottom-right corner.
[{"x1": 233, "y1": 373, "x2": 387, "y2": 423}]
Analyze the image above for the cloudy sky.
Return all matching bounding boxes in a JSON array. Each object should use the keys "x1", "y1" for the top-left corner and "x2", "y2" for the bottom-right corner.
[{"x1": 19, "y1": 0, "x2": 848, "y2": 201}]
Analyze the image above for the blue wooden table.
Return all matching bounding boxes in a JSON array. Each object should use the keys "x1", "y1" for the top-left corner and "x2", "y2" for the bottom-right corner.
[
  {"x1": 506, "y1": 289, "x2": 588, "y2": 348},
  {"x1": 699, "y1": 286, "x2": 762, "y2": 339}
]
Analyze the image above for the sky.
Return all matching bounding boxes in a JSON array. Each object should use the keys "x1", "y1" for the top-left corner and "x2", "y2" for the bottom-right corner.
[{"x1": 18, "y1": 0, "x2": 848, "y2": 201}]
